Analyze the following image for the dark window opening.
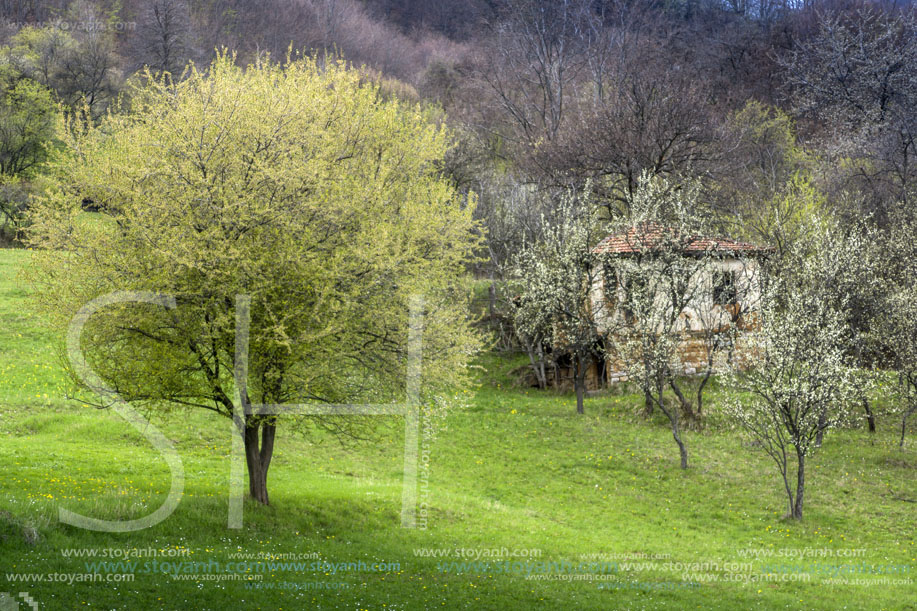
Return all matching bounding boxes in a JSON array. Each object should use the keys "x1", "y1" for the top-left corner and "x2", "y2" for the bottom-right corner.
[
  {"x1": 602, "y1": 262, "x2": 618, "y2": 310},
  {"x1": 621, "y1": 272, "x2": 648, "y2": 321},
  {"x1": 713, "y1": 270, "x2": 738, "y2": 306}
]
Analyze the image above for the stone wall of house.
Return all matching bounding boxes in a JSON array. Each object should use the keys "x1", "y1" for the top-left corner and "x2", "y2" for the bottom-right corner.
[
  {"x1": 532, "y1": 329, "x2": 759, "y2": 391},
  {"x1": 604, "y1": 330, "x2": 757, "y2": 384},
  {"x1": 550, "y1": 360, "x2": 604, "y2": 391},
  {"x1": 592, "y1": 256, "x2": 764, "y2": 335}
]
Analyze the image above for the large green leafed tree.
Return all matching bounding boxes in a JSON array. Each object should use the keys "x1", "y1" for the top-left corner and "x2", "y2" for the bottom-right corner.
[{"x1": 27, "y1": 53, "x2": 482, "y2": 505}]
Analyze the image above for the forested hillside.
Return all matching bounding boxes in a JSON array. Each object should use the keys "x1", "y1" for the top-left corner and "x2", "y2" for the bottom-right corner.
[{"x1": 3, "y1": 0, "x2": 916, "y2": 253}]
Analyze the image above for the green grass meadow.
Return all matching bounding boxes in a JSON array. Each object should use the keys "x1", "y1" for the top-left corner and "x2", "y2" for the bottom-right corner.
[{"x1": 1, "y1": 247, "x2": 915, "y2": 610}]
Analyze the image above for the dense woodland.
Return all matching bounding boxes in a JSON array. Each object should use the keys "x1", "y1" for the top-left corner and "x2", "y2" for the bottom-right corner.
[{"x1": 2, "y1": 0, "x2": 916, "y2": 251}]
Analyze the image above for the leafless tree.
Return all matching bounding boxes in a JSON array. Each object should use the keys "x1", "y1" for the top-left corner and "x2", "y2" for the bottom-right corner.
[
  {"x1": 780, "y1": 5, "x2": 917, "y2": 213},
  {"x1": 47, "y1": 2, "x2": 124, "y2": 117},
  {"x1": 537, "y1": 66, "x2": 719, "y2": 214},
  {"x1": 134, "y1": 0, "x2": 191, "y2": 77},
  {"x1": 478, "y1": 0, "x2": 590, "y2": 147}
]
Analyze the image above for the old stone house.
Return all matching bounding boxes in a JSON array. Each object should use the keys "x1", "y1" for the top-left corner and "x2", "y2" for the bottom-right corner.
[
  {"x1": 588, "y1": 224, "x2": 771, "y2": 385},
  {"x1": 535, "y1": 225, "x2": 769, "y2": 390}
]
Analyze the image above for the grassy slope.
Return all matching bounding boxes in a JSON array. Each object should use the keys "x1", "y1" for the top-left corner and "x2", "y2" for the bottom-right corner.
[{"x1": 0, "y1": 248, "x2": 915, "y2": 610}]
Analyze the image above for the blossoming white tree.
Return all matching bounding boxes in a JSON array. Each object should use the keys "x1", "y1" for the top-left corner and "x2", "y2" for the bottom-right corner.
[
  {"x1": 512, "y1": 189, "x2": 607, "y2": 415},
  {"x1": 726, "y1": 222, "x2": 863, "y2": 519},
  {"x1": 884, "y1": 292, "x2": 917, "y2": 447},
  {"x1": 603, "y1": 178, "x2": 719, "y2": 469},
  {"x1": 875, "y1": 217, "x2": 917, "y2": 447}
]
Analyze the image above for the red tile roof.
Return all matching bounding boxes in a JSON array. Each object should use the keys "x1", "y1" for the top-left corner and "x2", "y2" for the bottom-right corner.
[{"x1": 592, "y1": 223, "x2": 771, "y2": 256}]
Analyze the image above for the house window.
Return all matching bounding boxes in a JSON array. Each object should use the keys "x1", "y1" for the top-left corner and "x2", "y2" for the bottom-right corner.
[
  {"x1": 621, "y1": 272, "x2": 648, "y2": 321},
  {"x1": 602, "y1": 262, "x2": 619, "y2": 308},
  {"x1": 712, "y1": 270, "x2": 738, "y2": 306}
]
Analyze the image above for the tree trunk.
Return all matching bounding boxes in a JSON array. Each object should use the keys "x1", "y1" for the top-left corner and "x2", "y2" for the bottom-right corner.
[
  {"x1": 642, "y1": 355, "x2": 654, "y2": 416},
  {"x1": 244, "y1": 420, "x2": 276, "y2": 505},
  {"x1": 696, "y1": 370, "x2": 712, "y2": 419},
  {"x1": 574, "y1": 354, "x2": 586, "y2": 415},
  {"x1": 656, "y1": 376, "x2": 688, "y2": 469},
  {"x1": 815, "y1": 410, "x2": 827, "y2": 447},
  {"x1": 792, "y1": 452, "x2": 805, "y2": 520},
  {"x1": 864, "y1": 398, "x2": 876, "y2": 433},
  {"x1": 536, "y1": 343, "x2": 547, "y2": 389},
  {"x1": 643, "y1": 388, "x2": 654, "y2": 416},
  {"x1": 672, "y1": 422, "x2": 688, "y2": 469},
  {"x1": 669, "y1": 378, "x2": 696, "y2": 424},
  {"x1": 780, "y1": 465, "x2": 794, "y2": 519},
  {"x1": 901, "y1": 406, "x2": 915, "y2": 448},
  {"x1": 488, "y1": 271, "x2": 496, "y2": 321},
  {"x1": 524, "y1": 338, "x2": 547, "y2": 389}
]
